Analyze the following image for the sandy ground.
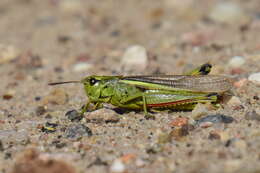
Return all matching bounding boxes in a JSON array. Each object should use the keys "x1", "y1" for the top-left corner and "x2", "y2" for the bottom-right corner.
[{"x1": 0, "y1": 0, "x2": 260, "y2": 173}]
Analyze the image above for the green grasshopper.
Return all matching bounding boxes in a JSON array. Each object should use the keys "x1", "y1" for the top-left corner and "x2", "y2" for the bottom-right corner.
[{"x1": 49, "y1": 63, "x2": 232, "y2": 118}]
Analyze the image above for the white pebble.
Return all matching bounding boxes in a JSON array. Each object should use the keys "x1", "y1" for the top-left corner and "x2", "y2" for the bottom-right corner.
[
  {"x1": 0, "y1": 45, "x2": 19, "y2": 64},
  {"x1": 60, "y1": 0, "x2": 83, "y2": 14},
  {"x1": 73, "y1": 63, "x2": 92, "y2": 72},
  {"x1": 209, "y1": 2, "x2": 249, "y2": 24},
  {"x1": 248, "y1": 72, "x2": 260, "y2": 85},
  {"x1": 120, "y1": 45, "x2": 148, "y2": 72},
  {"x1": 110, "y1": 159, "x2": 125, "y2": 173},
  {"x1": 228, "y1": 56, "x2": 245, "y2": 68}
]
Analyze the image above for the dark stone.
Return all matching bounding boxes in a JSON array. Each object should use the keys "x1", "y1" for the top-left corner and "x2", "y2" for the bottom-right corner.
[
  {"x1": 87, "y1": 157, "x2": 108, "y2": 168},
  {"x1": 35, "y1": 106, "x2": 47, "y2": 116},
  {"x1": 196, "y1": 114, "x2": 234, "y2": 125},
  {"x1": 65, "y1": 124, "x2": 92, "y2": 139},
  {"x1": 245, "y1": 110, "x2": 260, "y2": 121},
  {"x1": 65, "y1": 110, "x2": 83, "y2": 122}
]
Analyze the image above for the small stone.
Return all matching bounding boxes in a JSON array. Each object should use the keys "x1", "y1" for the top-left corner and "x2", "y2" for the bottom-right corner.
[
  {"x1": 87, "y1": 157, "x2": 108, "y2": 168},
  {"x1": 34, "y1": 96, "x2": 41, "y2": 101},
  {"x1": 191, "y1": 103, "x2": 210, "y2": 120},
  {"x1": 135, "y1": 158, "x2": 145, "y2": 167},
  {"x1": 2, "y1": 90, "x2": 15, "y2": 100},
  {"x1": 157, "y1": 131, "x2": 173, "y2": 144},
  {"x1": 219, "y1": 131, "x2": 230, "y2": 142},
  {"x1": 196, "y1": 114, "x2": 234, "y2": 125},
  {"x1": 59, "y1": 0, "x2": 83, "y2": 14},
  {"x1": 0, "y1": 44, "x2": 19, "y2": 64},
  {"x1": 65, "y1": 109, "x2": 83, "y2": 122},
  {"x1": 65, "y1": 124, "x2": 92, "y2": 139},
  {"x1": 120, "y1": 45, "x2": 148, "y2": 72},
  {"x1": 85, "y1": 108, "x2": 120, "y2": 123},
  {"x1": 0, "y1": 140, "x2": 4, "y2": 151},
  {"x1": 2, "y1": 94, "x2": 13, "y2": 100},
  {"x1": 16, "y1": 51, "x2": 43, "y2": 69},
  {"x1": 170, "y1": 125, "x2": 190, "y2": 141},
  {"x1": 169, "y1": 117, "x2": 189, "y2": 127},
  {"x1": 248, "y1": 72, "x2": 260, "y2": 85},
  {"x1": 209, "y1": 130, "x2": 221, "y2": 140},
  {"x1": 42, "y1": 88, "x2": 69, "y2": 105},
  {"x1": 228, "y1": 56, "x2": 245, "y2": 68},
  {"x1": 181, "y1": 29, "x2": 216, "y2": 46},
  {"x1": 245, "y1": 110, "x2": 260, "y2": 121},
  {"x1": 120, "y1": 153, "x2": 136, "y2": 163},
  {"x1": 35, "y1": 106, "x2": 47, "y2": 116},
  {"x1": 72, "y1": 62, "x2": 92, "y2": 72},
  {"x1": 199, "y1": 122, "x2": 214, "y2": 128},
  {"x1": 110, "y1": 159, "x2": 125, "y2": 173},
  {"x1": 227, "y1": 96, "x2": 242, "y2": 107},
  {"x1": 209, "y1": 2, "x2": 250, "y2": 25},
  {"x1": 233, "y1": 78, "x2": 248, "y2": 88}
]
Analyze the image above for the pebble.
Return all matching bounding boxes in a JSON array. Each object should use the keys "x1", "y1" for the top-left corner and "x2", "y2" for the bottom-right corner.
[
  {"x1": 135, "y1": 158, "x2": 145, "y2": 167},
  {"x1": 248, "y1": 72, "x2": 260, "y2": 85},
  {"x1": 85, "y1": 108, "x2": 120, "y2": 123},
  {"x1": 209, "y1": 2, "x2": 250, "y2": 24},
  {"x1": 120, "y1": 45, "x2": 148, "y2": 72},
  {"x1": 233, "y1": 78, "x2": 248, "y2": 88},
  {"x1": 2, "y1": 90, "x2": 16, "y2": 100},
  {"x1": 228, "y1": 56, "x2": 245, "y2": 68},
  {"x1": 169, "y1": 125, "x2": 190, "y2": 141},
  {"x1": 0, "y1": 44, "x2": 19, "y2": 64},
  {"x1": 227, "y1": 96, "x2": 242, "y2": 107},
  {"x1": 245, "y1": 110, "x2": 260, "y2": 121},
  {"x1": 110, "y1": 159, "x2": 125, "y2": 173},
  {"x1": 16, "y1": 51, "x2": 43, "y2": 69},
  {"x1": 191, "y1": 103, "x2": 210, "y2": 120},
  {"x1": 196, "y1": 114, "x2": 234, "y2": 125},
  {"x1": 65, "y1": 124, "x2": 92, "y2": 139},
  {"x1": 35, "y1": 106, "x2": 47, "y2": 116},
  {"x1": 209, "y1": 130, "x2": 221, "y2": 140},
  {"x1": 65, "y1": 109, "x2": 83, "y2": 122},
  {"x1": 72, "y1": 62, "x2": 92, "y2": 72},
  {"x1": 42, "y1": 88, "x2": 69, "y2": 105},
  {"x1": 169, "y1": 117, "x2": 189, "y2": 127},
  {"x1": 59, "y1": 0, "x2": 83, "y2": 14}
]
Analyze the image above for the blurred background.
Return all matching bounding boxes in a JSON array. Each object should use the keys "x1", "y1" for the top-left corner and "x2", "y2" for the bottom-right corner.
[{"x1": 0, "y1": 0, "x2": 259, "y2": 78}]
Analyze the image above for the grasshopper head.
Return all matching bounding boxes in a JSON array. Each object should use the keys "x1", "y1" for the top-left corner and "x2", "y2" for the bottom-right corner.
[{"x1": 81, "y1": 76, "x2": 117, "y2": 102}]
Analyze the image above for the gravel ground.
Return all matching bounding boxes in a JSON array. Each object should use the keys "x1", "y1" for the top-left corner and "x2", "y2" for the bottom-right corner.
[{"x1": 0, "y1": 0, "x2": 260, "y2": 173}]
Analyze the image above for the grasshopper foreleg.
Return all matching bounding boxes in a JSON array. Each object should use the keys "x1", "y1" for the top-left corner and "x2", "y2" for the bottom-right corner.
[{"x1": 80, "y1": 101, "x2": 103, "y2": 115}]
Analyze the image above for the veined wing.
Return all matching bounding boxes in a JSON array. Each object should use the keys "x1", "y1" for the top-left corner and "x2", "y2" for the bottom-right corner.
[{"x1": 120, "y1": 75, "x2": 233, "y2": 92}]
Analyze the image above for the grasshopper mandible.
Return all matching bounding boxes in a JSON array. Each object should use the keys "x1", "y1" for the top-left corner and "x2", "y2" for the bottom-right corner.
[{"x1": 49, "y1": 63, "x2": 233, "y2": 117}]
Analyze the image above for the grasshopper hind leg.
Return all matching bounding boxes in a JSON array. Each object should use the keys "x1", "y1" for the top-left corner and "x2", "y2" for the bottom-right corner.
[{"x1": 185, "y1": 63, "x2": 212, "y2": 75}]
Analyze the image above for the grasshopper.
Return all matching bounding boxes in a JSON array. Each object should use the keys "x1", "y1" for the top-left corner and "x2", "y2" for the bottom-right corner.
[{"x1": 49, "y1": 63, "x2": 233, "y2": 118}]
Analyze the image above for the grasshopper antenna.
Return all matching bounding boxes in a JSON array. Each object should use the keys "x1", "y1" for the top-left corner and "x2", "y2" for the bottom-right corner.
[{"x1": 48, "y1": 81, "x2": 80, "y2": 85}]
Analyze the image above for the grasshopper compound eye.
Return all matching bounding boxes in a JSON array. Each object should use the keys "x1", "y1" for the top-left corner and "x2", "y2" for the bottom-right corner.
[{"x1": 89, "y1": 78, "x2": 99, "y2": 86}]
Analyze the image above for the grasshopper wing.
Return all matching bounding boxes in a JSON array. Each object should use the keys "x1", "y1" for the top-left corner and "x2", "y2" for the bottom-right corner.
[{"x1": 121, "y1": 75, "x2": 233, "y2": 93}]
